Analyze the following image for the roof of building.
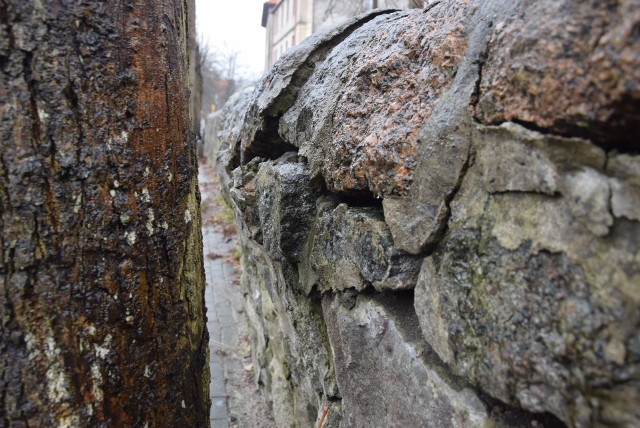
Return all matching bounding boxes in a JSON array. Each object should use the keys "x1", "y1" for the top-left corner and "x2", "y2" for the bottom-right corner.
[{"x1": 261, "y1": 0, "x2": 279, "y2": 27}]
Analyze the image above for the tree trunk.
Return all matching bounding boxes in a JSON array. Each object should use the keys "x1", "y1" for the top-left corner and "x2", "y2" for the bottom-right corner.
[
  {"x1": 188, "y1": 0, "x2": 202, "y2": 139},
  {"x1": 0, "y1": 0, "x2": 209, "y2": 426}
]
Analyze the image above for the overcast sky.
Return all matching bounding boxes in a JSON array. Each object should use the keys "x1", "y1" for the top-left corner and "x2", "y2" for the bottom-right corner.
[{"x1": 196, "y1": 0, "x2": 267, "y2": 79}]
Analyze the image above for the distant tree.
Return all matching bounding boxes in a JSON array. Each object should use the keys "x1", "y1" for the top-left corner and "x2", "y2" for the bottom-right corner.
[
  {"x1": 0, "y1": 0, "x2": 209, "y2": 425},
  {"x1": 199, "y1": 40, "x2": 249, "y2": 117},
  {"x1": 190, "y1": 5, "x2": 203, "y2": 138},
  {"x1": 315, "y1": 0, "x2": 423, "y2": 33},
  {"x1": 315, "y1": 0, "x2": 365, "y2": 31}
]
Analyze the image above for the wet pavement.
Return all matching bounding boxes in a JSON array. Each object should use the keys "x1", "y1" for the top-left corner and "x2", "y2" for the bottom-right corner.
[{"x1": 199, "y1": 162, "x2": 275, "y2": 428}]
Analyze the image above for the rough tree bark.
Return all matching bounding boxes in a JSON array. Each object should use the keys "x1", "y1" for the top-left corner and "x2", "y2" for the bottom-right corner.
[
  {"x1": 188, "y1": 0, "x2": 202, "y2": 139},
  {"x1": 0, "y1": 0, "x2": 209, "y2": 426}
]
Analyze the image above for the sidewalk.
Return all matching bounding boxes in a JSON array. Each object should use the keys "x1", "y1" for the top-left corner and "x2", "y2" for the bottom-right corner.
[{"x1": 199, "y1": 162, "x2": 275, "y2": 428}]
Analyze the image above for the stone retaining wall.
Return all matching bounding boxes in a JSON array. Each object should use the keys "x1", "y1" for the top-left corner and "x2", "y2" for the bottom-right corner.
[{"x1": 207, "y1": 2, "x2": 640, "y2": 426}]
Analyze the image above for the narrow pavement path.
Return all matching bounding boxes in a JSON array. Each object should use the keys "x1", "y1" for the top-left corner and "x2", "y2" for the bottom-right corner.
[{"x1": 198, "y1": 162, "x2": 275, "y2": 428}]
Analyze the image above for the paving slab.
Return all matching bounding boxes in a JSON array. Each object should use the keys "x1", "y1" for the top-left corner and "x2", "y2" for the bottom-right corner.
[{"x1": 199, "y1": 162, "x2": 276, "y2": 428}]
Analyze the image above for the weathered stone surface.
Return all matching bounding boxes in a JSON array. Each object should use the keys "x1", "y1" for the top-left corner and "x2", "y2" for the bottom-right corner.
[
  {"x1": 474, "y1": 0, "x2": 640, "y2": 151},
  {"x1": 255, "y1": 160, "x2": 318, "y2": 263},
  {"x1": 373, "y1": 0, "x2": 505, "y2": 254},
  {"x1": 240, "y1": 9, "x2": 396, "y2": 164},
  {"x1": 474, "y1": 123, "x2": 605, "y2": 195},
  {"x1": 608, "y1": 153, "x2": 640, "y2": 222},
  {"x1": 250, "y1": 10, "x2": 394, "y2": 119},
  {"x1": 227, "y1": 156, "x2": 264, "y2": 242},
  {"x1": 282, "y1": 3, "x2": 477, "y2": 198},
  {"x1": 238, "y1": 238, "x2": 339, "y2": 427},
  {"x1": 214, "y1": 86, "x2": 255, "y2": 177},
  {"x1": 212, "y1": 1, "x2": 640, "y2": 426},
  {"x1": 323, "y1": 293, "x2": 489, "y2": 427},
  {"x1": 238, "y1": 241, "x2": 296, "y2": 427},
  {"x1": 475, "y1": 123, "x2": 613, "y2": 237},
  {"x1": 324, "y1": 293, "x2": 563, "y2": 428},
  {"x1": 308, "y1": 203, "x2": 421, "y2": 293},
  {"x1": 414, "y1": 122, "x2": 640, "y2": 426},
  {"x1": 415, "y1": 227, "x2": 640, "y2": 426}
]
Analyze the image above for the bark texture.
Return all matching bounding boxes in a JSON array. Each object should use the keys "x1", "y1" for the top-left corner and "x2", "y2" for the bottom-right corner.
[
  {"x1": 187, "y1": 0, "x2": 202, "y2": 139},
  {"x1": 0, "y1": 1, "x2": 208, "y2": 426}
]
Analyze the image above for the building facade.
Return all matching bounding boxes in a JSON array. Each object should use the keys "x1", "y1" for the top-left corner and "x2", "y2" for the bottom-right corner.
[
  {"x1": 262, "y1": 0, "x2": 422, "y2": 69},
  {"x1": 262, "y1": 0, "x2": 313, "y2": 69}
]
